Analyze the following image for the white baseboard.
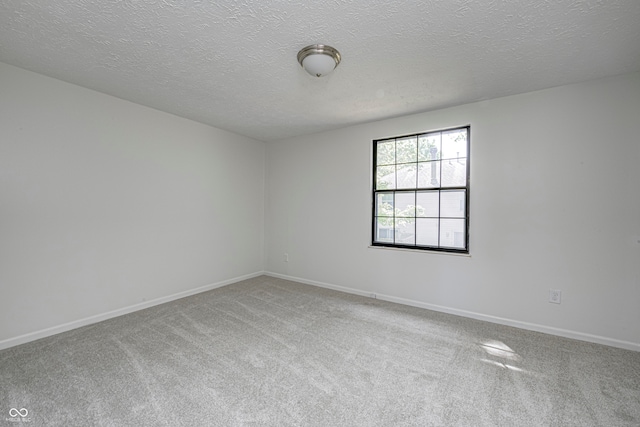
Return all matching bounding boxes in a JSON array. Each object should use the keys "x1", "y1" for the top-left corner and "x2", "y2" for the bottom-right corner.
[
  {"x1": 0, "y1": 271, "x2": 265, "y2": 351},
  {"x1": 265, "y1": 271, "x2": 640, "y2": 352}
]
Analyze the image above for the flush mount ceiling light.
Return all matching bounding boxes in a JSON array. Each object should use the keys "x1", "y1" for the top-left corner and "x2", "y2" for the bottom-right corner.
[{"x1": 297, "y1": 44, "x2": 341, "y2": 77}]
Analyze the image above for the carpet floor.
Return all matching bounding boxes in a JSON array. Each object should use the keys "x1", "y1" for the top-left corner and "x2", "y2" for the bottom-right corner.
[{"x1": 1, "y1": 275, "x2": 639, "y2": 426}]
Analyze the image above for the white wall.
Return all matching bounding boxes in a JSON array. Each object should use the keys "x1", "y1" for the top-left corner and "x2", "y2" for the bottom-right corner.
[
  {"x1": 0, "y1": 62, "x2": 265, "y2": 347},
  {"x1": 265, "y1": 72, "x2": 640, "y2": 350}
]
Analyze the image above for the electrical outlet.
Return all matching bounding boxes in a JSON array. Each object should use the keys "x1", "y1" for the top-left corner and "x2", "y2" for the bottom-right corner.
[
  {"x1": 284, "y1": 253, "x2": 289, "y2": 263},
  {"x1": 549, "y1": 289, "x2": 562, "y2": 304}
]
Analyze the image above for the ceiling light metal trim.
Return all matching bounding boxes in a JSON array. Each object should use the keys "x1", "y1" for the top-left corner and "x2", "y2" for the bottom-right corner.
[{"x1": 297, "y1": 44, "x2": 341, "y2": 77}]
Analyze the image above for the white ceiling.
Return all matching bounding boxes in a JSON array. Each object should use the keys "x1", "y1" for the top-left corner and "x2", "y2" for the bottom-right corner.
[{"x1": 1, "y1": 1, "x2": 639, "y2": 142}]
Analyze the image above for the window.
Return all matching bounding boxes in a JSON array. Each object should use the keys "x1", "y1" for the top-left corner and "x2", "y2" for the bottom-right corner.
[{"x1": 372, "y1": 126, "x2": 470, "y2": 253}]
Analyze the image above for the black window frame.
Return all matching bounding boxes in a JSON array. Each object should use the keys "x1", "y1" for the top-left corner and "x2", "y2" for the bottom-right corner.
[{"x1": 371, "y1": 125, "x2": 470, "y2": 254}]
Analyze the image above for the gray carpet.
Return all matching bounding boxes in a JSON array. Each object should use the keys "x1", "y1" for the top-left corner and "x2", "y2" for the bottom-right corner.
[{"x1": 1, "y1": 275, "x2": 639, "y2": 426}]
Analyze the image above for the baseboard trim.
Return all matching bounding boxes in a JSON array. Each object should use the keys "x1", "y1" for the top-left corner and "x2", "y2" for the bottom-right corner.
[
  {"x1": 0, "y1": 271, "x2": 265, "y2": 351},
  {"x1": 264, "y1": 271, "x2": 640, "y2": 352}
]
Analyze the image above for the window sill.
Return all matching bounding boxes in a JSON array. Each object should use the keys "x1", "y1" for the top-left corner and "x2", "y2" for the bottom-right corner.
[{"x1": 368, "y1": 245, "x2": 471, "y2": 257}]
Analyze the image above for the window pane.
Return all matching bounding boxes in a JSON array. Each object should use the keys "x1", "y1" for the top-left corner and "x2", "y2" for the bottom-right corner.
[
  {"x1": 416, "y1": 218, "x2": 439, "y2": 246},
  {"x1": 441, "y1": 129, "x2": 467, "y2": 160},
  {"x1": 418, "y1": 133, "x2": 440, "y2": 161},
  {"x1": 376, "y1": 165, "x2": 396, "y2": 190},
  {"x1": 376, "y1": 140, "x2": 395, "y2": 166},
  {"x1": 417, "y1": 161, "x2": 440, "y2": 188},
  {"x1": 396, "y1": 136, "x2": 417, "y2": 164},
  {"x1": 395, "y1": 192, "x2": 416, "y2": 218},
  {"x1": 440, "y1": 190, "x2": 465, "y2": 218},
  {"x1": 396, "y1": 163, "x2": 417, "y2": 189},
  {"x1": 372, "y1": 126, "x2": 468, "y2": 253},
  {"x1": 376, "y1": 192, "x2": 394, "y2": 217},
  {"x1": 375, "y1": 217, "x2": 394, "y2": 243},
  {"x1": 440, "y1": 158, "x2": 466, "y2": 187},
  {"x1": 395, "y1": 217, "x2": 415, "y2": 245},
  {"x1": 440, "y1": 218, "x2": 466, "y2": 248},
  {"x1": 416, "y1": 191, "x2": 439, "y2": 217}
]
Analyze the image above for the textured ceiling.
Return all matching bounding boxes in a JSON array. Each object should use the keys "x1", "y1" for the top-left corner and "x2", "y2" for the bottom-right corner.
[{"x1": 1, "y1": 1, "x2": 640, "y2": 142}]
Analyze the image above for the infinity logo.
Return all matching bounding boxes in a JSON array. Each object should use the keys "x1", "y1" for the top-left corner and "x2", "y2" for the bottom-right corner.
[{"x1": 9, "y1": 408, "x2": 28, "y2": 417}]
